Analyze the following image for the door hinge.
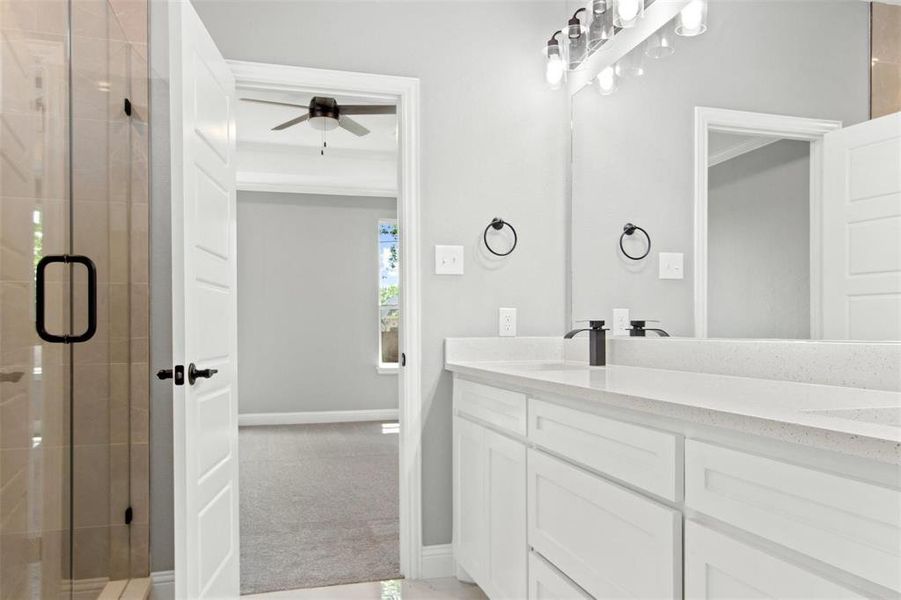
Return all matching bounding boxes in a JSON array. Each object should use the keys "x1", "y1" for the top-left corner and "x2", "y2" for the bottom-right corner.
[
  {"x1": 124, "y1": 506, "x2": 133, "y2": 525},
  {"x1": 401, "y1": 353, "x2": 406, "y2": 367}
]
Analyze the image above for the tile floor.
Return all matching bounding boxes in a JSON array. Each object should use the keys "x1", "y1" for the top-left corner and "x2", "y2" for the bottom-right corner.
[{"x1": 242, "y1": 578, "x2": 487, "y2": 600}]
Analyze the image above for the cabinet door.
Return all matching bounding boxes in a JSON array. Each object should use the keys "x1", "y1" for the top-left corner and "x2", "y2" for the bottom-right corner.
[
  {"x1": 685, "y1": 521, "x2": 867, "y2": 599},
  {"x1": 454, "y1": 416, "x2": 486, "y2": 583},
  {"x1": 528, "y1": 449, "x2": 681, "y2": 599},
  {"x1": 529, "y1": 552, "x2": 592, "y2": 600},
  {"x1": 484, "y1": 428, "x2": 527, "y2": 600}
]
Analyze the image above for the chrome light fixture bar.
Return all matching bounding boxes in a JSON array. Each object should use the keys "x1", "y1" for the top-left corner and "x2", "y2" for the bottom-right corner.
[{"x1": 542, "y1": 0, "x2": 708, "y2": 92}]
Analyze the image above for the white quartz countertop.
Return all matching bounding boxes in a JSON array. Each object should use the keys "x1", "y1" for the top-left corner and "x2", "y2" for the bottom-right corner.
[{"x1": 445, "y1": 359, "x2": 901, "y2": 464}]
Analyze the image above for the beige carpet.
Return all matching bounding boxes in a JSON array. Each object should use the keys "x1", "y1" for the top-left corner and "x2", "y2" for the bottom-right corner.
[{"x1": 239, "y1": 422, "x2": 400, "y2": 595}]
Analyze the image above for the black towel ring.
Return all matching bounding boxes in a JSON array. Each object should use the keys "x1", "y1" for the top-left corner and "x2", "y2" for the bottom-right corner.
[
  {"x1": 619, "y1": 223, "x2": 651, "y2": 261},
  {"x1": 483, "y1": 218, "x2": 518, "y2": 257}
]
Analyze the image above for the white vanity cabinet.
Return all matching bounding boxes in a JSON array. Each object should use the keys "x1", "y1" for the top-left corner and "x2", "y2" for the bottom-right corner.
[
  {"x1": 527, "y1": 449, "x2": 681, "y2": 599},
  {"x1": 684, "y1": 521, "x2": 867, "y2": 599},
  {"x1": 453, "y1": 382, "x2": 528, "y2": 600},
  {"x1": 451, "y1": 373, "x2": 901, "y2": 600}
]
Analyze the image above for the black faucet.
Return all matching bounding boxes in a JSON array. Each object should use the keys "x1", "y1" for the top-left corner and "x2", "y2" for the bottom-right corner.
[
  {"x1": 628, "y1": 320, "x2": 670, "y2": 337},
  {"x1": 564, "y1": 320, "x2": 608, "y2": 366}
]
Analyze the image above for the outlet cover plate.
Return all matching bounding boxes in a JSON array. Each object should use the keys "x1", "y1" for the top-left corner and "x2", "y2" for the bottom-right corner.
[
  {"x1": 612, "y1": 308, "x2": 630, "y2": 336},
  {"x1": 498, "y1": 307, "x2": 517, "y2": 337}
]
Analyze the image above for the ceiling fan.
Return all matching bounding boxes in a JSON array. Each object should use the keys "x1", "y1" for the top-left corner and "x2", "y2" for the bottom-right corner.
[{"x1": 240, "y1": 96, "x2": 396, "y2": 137}]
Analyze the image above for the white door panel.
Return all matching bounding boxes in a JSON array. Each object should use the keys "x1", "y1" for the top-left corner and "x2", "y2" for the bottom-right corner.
[
  {"x1": 822, "y1": 112, "x2": 901, "y2": 340},
  {"x1": 170, "y1": 1, "x2": 240, "y2": 597}
]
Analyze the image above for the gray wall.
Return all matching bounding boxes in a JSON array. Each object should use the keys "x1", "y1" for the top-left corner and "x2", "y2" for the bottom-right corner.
[
  {"x1": 571, "y1": 1, "x2": 870, "y2": 336},
  {"x1": 149, "y1": 0, "x2": 175, "y2": 573},
  {"x1": 236, "y1": 191, "x2": 397, "y2": 414},
  {"x1": 708, "y1": 140, "x2": 810, "y2": 339},
  {"x1": 148, "y1": 0, "x2": 568, "y2": 566}
]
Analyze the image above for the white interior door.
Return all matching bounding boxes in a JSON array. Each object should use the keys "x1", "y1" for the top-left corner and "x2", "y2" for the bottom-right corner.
[
  {"x1": 169, "y1": 1, "x2": 240, "y2": 597},
  {"x1": 821, "y1": 112, "x2": 901, "y2": 340}
]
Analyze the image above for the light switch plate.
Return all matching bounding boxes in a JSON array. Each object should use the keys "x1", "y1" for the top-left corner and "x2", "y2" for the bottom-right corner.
[
  {"x1": 659, "y1": 252, "x2": 684, "y2": 280},
  {"x1": 435, "y1": 245, "x2": 464, "y2": 275},
  {"x1": 498, "y1": 307, "x2": 517, "y2": 337},
  {"x1": 612, "y1": 308, "x2": 630, "y2": 336}
]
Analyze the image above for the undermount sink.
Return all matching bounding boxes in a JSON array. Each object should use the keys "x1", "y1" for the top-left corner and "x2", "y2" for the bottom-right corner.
[{"x1": 802, "y1": 406, "x2": 901, "y2": 428}]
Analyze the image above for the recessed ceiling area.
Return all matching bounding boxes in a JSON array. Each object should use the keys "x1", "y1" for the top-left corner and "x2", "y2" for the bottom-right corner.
[{"x1": 235, "y1": 89, "x2": 399, "y2": 197}]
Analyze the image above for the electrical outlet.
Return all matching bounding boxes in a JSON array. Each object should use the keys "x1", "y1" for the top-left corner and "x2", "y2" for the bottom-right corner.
[
  {"x1": 498, "y1": 307, "x2": 517, "y2": 337},
  {"x1": 612, "y1": 308, "x2": 630, "y2": 336}
]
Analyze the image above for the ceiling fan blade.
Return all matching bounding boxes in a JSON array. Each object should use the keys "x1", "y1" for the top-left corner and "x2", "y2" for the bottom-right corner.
[
  {"x1": 339, "y1": 104, "x2": 397, "y2": 115},
  {"x1": 271, "y1": 113, "x2": 310, "y2": 131},
  {"x1": 338, "y1": 115, "x2": 370, "y2": 136},
  {"x1": 241, "y1": 98, "x2": 308, "y2": 109}
]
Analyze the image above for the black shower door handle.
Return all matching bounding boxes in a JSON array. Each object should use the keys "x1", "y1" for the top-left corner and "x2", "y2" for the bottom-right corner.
[{"x1": 36, "y1": 255, "x2": 97, "y2": 344}]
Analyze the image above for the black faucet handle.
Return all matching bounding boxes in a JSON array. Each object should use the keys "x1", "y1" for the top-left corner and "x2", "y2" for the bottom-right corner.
[
  {"x1": 575, "y1": 319, "x2": 607, "y2": 329},
  {"x1": 629, "y1": 319, "x2": 660, "y2": 327}
]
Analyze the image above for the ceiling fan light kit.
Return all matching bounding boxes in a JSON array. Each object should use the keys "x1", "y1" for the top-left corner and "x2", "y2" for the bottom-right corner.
[{"x1": 240, "y1": 95, "x2": 397, "y2": 141}]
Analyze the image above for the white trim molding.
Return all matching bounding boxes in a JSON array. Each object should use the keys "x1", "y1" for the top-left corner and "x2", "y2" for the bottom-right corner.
[
  {"x1": 693, "y1": 107, "x2": 842, "y2": 339},
  {"x1": 707, "y1": 136, "x2": 780, "y2": 168},
  {"x1": 238, "y1": 409, "x2": 399, "y2": 427},
  {"x1": 150, "y1": 571, "x2": 175, "y2": 600},
  {"x1": 420, "y1": 544, "x2": 456, "y2": 579},
  {"x1": 228, "y1": 60, "x2": 424, "y2": 579}
]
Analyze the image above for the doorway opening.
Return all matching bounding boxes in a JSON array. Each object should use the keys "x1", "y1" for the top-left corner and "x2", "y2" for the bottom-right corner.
[{"x1": 229, "y1": 63, "x2": 422, "y2": 595}]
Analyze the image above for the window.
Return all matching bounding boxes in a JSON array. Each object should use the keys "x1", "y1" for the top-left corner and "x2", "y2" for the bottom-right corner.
[{"x1": 379, "y1": 220, "x2": 399, "y2": 367}]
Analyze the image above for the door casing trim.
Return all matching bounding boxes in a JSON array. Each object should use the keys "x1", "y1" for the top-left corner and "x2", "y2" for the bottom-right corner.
[
  {"x1": 227, "y1": 59, "x2": 424, "y2": 578},
  {"x1": 693, "y1": 107, "x2": 842, "y2": 339}
]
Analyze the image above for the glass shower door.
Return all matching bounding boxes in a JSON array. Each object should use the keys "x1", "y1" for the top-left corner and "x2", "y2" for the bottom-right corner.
[
  {"x1": 1, "y1": 0, "x2": 149, "y2": 597},
  {"x1": 1, "y1": 1, "x2": 73, "y2": 597}
]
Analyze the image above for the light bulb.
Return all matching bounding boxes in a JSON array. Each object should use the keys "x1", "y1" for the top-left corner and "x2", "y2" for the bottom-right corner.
[
  {"x1": 545, "y1": 31, "x2": 565, "y2": 89},
  {"x1": 596, "y1": 66, "x2": 617, "y2": 95},
  {"x1": 676, "y1": 0, "x2": 707, "y2": 37},
  {"x1": 618, "y1": 0, "x2": 640, "y2": 21},
  {"x1": 613, "y1": 0, "x2": 644, "y2": 28},
  {"x1": 546, "y1": 53, "x2": 565, "y2": 89}
]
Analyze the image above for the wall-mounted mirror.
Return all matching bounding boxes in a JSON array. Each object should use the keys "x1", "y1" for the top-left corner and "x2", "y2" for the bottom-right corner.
[{"x1": 570, "y1": 0, "x2": 901, "y2": 341}]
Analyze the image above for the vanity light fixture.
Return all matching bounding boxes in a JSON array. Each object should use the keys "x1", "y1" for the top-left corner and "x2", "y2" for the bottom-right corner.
[
  {"x1": 615, "y1": 50, "x2": 645, "y2": 78},
  {"x1": 587, "y1": 0, "x2": 614, "y2": 52},
  {"x1": 645, "y1": 25, "x2": 676, "y2": 59},
  {"x1": 675, "y1": 0, "x2": 707, "y2": 37},
  {"x1": 545, "y1": 30, "x2": 565, "y2": 89},
  {"x1": 596, "y1": 66, "x2": 618, "y2": 95},
  {"x1": 612, "y1": 0, "x2": 645, "y2": 29},
  {"x1": 566, "y1": 8, "x2": 588, "y2": 71}
]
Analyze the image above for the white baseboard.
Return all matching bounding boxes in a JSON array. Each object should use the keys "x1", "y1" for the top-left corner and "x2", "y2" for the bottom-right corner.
[
  {"x1": 420, "y1": 544, "x2": 455, "y2": 579},
  {"x1": 150, "y1": 571, "x2": 174, "y2": 600},
  {"x1": 238, "y1": 409, "x2": 399, "y2": 427}
]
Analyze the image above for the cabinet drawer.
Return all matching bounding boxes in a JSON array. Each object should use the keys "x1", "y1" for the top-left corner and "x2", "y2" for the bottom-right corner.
[
  {"x1": 685, "y1": 521, "x2": 866, "y2": 599},
  {"x1": 685, "y1": 439, "x2": 901, "y2": 592},
  {"x1": 528, "y1": 449, "x2": 681, "y2": 599},
  {"x1": 454, "y1": 379, "x2": 527, "y2": 436},
  {"x1": 529, "y1": 398, "x2": 681, "y2": 501},
  {"x1": 529, "y1": 552, "x2": 592, "y2": 600}
]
